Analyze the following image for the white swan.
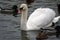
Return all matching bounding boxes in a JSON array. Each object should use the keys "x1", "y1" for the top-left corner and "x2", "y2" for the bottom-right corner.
[{"x1": 18, "y1": 4, "x2": 56, "y2": 30}]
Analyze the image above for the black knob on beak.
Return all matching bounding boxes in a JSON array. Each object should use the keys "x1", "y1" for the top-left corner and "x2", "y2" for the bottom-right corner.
[{"x1": 19, "y1": 7, "x2": 23, "y2": 10}]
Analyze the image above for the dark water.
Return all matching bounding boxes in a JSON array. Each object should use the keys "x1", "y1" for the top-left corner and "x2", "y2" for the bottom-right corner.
[
  {"x1": 0, "y1": 13, "x2": 21, "y2": 40},
  {"x1": 0, "y1": 0, "x2": 25, "y2": 9},
  {"x1": 0, "y1": 0, "x2": 60, "y2": 40},
  {"x1": 0, "y1": 0, "x2": 22, "y2": 40}
]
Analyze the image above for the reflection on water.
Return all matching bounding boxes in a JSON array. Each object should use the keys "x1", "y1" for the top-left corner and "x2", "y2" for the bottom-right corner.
[
  {"x1": 21, "y1": 30, "x2": 29, "y2": 40},
  {"x1": 21, "y1": 29, "x2": 60, "y2": 40},
  {"x1": 21, "y1": 30, "x2": 40, "y2": 40}
]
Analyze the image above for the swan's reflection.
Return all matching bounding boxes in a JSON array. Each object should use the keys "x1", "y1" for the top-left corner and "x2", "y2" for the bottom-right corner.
[
  {"x1": 21, "y1": 30, "x2": 29, "y2": 40},
  {"x1": 21, "y1": 30, "x2": 40, "y2": 40}
]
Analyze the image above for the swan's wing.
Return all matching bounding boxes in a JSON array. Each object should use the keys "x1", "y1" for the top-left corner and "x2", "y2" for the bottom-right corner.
[
  {"x1": 28, "y1": 8, "x2": 56, "y2": 19},
  {"x1": 53, "y1": 16, "x2": 60, "y2": 23},
  {"x1": 26, "y1": 8, "x2": 56, "y2": 30},
  {"x1": 27, "y1": 13, "x2": 55, "y2": 30}
]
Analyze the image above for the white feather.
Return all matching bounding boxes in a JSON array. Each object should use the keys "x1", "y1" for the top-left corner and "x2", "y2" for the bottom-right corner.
[
  {"x1": 26, "y1": 8, "x2": 56, "y2": 30},
  {"x1": 53, "y1": 16, "x2": 60, "y2": 23}
]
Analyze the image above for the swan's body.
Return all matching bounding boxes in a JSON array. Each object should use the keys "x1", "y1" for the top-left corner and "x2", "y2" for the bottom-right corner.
[
  {"x1": 27, "y1": 8, "x2": 56, "y2": 30},
  {"x1": 19, "y1": 4, "x2": 56, "y2": 30}
]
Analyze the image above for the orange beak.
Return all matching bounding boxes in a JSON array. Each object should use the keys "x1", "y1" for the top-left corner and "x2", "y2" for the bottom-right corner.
[
  {"x1": 18, "y1": 9, "x2": 22, "y2": 14},
  {"x1": 18, "y1": 7, "x2": 23, "y2": 14}
]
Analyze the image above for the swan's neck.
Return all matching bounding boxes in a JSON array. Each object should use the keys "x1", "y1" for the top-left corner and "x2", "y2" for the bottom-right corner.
[{"x1": 21, "y1": 9, "x2": 28, "y2": 30}]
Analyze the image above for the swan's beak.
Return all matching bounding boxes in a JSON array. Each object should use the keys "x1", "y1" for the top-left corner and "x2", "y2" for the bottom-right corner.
[
  {"x1": 18, "y1": 10, "x2": 22, "y2": 14},
  {"x1": 18, "y1": 8, "x2": 23, "y2": 14}
]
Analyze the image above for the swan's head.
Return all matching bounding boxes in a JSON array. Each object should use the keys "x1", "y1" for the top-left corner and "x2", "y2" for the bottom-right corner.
[{"x1": 18, "y1": 4, "x2": 28, "y2": 14}]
